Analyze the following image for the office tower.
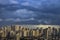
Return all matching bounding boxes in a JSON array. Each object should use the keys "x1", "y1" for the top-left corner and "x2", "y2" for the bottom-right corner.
[
  {"x1": 16, "y1": 32, "x2": 21, "y2": 40},
  {"x1": 47, "y1": 27, "x2": 52, "y2": 40},
  {"x1": 15, "y1": 25, "x2": 19, "y2": 31},
  {"x1": 0, "y1": 28, "x2": 6, "y2": 40},
  {"x1": 43, "y1": 28, "x2": 48, "y2": 40},
  {"x1": 51, "y1": 27, "x2": 58, "y2": 40},
  {"x1": 3, "y1": 27, "x2": 8, "y2": 38},
  {"x1": 40, "y1": 27, "x2": 43, "y2": 37},
  {"x1": 29, "y1": 29, "x2": 32, "y2": 37},
  {"x1": 26, "y1": 28, "x2": 30, "y2": 37},
  {"x1": 32, "y1": 29, "x2": 36, "y2": 37},
  {"x1": 10, "y1": 30, "x2": 15, "y2": 36},
  {"x1": 38, "y1": 29, "x2": 42, "y2": 37},
  {"x1": 19, "y1": 30, "x2": 23, "y2": 37},
  {"x1": 58, "y1": 28, "x2": 60, "y2": 40},
  {"x1": 36, "y1": 27, "x2": 40, "y2": 37},
  {"x1": 7, "y1": 26, "x2": 12, "y2": 37},
  {"x1": 22, "y1": 28, "x2": 29, "y2": 37},
  {"x1": 11, "y1": 25, "x2": 15, "y2": 31},
  {"x1": 36, "y1": 29, "x2": 39, "y2": 37}
]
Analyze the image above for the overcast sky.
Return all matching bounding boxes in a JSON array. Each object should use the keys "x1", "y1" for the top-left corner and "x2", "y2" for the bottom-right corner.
[{"x1": 0, "y1": 0, "x2": 60, "y2": 25}]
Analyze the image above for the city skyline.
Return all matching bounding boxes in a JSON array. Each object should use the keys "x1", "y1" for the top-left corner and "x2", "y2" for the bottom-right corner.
[{"x1": 0, "y1": 25, "x2": 60, "y2": 40}]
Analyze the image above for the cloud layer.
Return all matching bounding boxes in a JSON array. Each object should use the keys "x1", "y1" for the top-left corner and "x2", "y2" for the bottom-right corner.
[{"x1": 0, "y1": 0, "x2": 60, "y2": 25}]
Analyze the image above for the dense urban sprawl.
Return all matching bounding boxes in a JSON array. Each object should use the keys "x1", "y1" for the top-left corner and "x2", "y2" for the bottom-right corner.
[{"x1": 0, "y1": 25, "x2": 60, "y2": 40}]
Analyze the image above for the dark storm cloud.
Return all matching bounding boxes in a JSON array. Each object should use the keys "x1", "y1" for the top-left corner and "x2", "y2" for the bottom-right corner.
[{"x1": 0, "y1": 0, "x2": 60, "y2": 25}]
